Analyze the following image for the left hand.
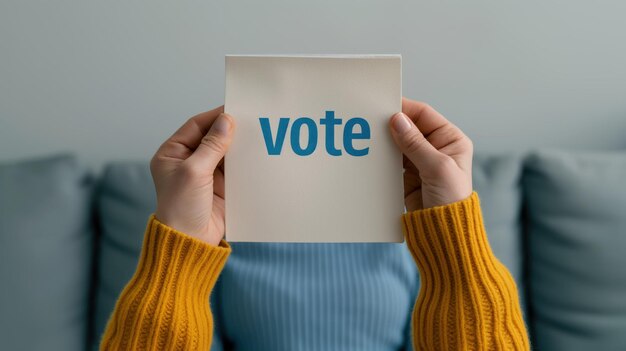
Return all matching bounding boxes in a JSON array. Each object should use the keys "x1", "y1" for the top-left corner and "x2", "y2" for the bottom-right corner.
[
  {"x1": 388, "y1": 97, "x2": 473, "y2": 211},
  {"x1": 151, "y1": 106, "x2": 235, "y2": 246}
]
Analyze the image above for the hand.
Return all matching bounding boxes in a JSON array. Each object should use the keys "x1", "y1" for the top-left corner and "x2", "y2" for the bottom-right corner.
[
  {"x1": 151, "y1": 106, "x2": 235, "y2": 246},
  {"x1": 389, "y1": 98, "x2": 473, "y2": 211}
]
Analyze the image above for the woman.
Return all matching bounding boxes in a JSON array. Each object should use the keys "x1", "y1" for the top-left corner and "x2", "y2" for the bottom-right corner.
[{"x1": 100, "y1": 98, "x2": 530, "y2": 350}]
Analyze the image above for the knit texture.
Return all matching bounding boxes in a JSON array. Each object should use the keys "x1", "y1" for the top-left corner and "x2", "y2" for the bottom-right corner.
[
  {"x1": 402, "y1": 191, "x2": 530, "y2": 350},
  {"x1": 212, "y1": 235, "x2": 418, "y2": 350},
  {"x1": 100, "y1": 192, "x2": 529, "y2": 350},
  {"x1": 99, "y1": 215, "x2": 231, "y2": 350}
]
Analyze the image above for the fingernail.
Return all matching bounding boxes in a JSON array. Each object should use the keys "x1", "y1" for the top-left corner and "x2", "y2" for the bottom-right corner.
[
  {"x1": 213, "y1": 113, "x2": 232, "y2": 136},
  {"x1": 391, "y1": 112, "x2": 413, "y2": 133}
]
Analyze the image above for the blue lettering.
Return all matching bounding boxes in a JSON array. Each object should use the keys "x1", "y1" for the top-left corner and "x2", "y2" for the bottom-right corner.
[
  {"x1": 290, "y1": 117, "x2": 318, "y2": 156},
  {"x1": 259, "y1": 111, "x2": 370, "y2": 156},
  {"x1": 344, "y1": 117, "x2": 370, "y2": 156},
  {"x1": 259, "y1": 117, "x2": 289, "y2": 155},
  {"x1": 319, "y1": 110, "x2": 342, "y2": 156}
]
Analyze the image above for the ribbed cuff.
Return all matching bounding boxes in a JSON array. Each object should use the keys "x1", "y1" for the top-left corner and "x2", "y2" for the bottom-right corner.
[
  {"x1": 142, "y1": 214, "x2": 231, "y2": 295},
  {"x1": 401, "y1": 192, "x2": 530, "y2": 350},
  {"x1": 402, "y1": 191, "x2": 492, "y2": 278},
  {"x1": 99, "y1": 215, "x2": 231, "y2": 350}
]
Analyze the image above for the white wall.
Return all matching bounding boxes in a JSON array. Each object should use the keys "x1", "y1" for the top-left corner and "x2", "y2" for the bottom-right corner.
[{"x1": 2, "y1": 1, "x2": 626, "y2": 168}]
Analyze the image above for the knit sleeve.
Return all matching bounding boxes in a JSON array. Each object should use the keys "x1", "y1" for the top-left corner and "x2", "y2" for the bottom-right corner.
[
  {"x1": 402, "y1": 192, "x2": 530, "y2": 350},
  {"x1": 99, "y1": 215, "x2": 231, "y2": 350}
]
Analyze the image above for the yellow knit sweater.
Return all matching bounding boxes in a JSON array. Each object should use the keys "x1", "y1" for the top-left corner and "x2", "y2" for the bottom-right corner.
[{"x1": 100, "y1": 192, "x2": 530, "y2": 350}]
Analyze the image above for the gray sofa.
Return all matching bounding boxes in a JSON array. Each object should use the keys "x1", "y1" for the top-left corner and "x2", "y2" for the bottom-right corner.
[{"x1": 1, "y1": 151, "x2": 625, "y2": 350}]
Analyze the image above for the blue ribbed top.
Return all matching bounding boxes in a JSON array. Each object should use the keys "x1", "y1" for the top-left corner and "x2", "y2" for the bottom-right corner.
[{"x1": 210, "y1": 242, "x2": 420, "y2": 351}]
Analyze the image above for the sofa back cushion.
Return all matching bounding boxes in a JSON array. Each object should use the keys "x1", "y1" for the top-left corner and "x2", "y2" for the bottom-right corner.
[
  {"x1": 524, "y1": 150, "x2": 626, "y2": 350},
  {"x1": 0, "y1": 154, "x2": 93, "y2": 351}
]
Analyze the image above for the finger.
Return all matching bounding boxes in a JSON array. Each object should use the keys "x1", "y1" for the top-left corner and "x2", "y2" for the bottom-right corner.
[
  {"x1": 404, "y1": 169, "x2": 421, "y2": 194},
  {"x1": 401, "y1": 97, "x2": 450, "y2": 137},
  {"x1": 402, "y1": 97, "x2": 470, "y2": 152},
  {"x1": 217, "y1": 158, "x2": 225, "y2": 173},
  {"x1": 156, "y1": 106, "x2": 224, "y2": 159},
  {"x1": 403, "y1": 155, "x2": 419, "y2": 173},
  {"x1": 186, "y1": 113, "x2": 235, "y2": 171},
  {"x1": 213, "y1": 167, "x2": 225, "y2": 199},
  {"x1": 389, "y1": 112, "x2": 444, "y2": 172}
]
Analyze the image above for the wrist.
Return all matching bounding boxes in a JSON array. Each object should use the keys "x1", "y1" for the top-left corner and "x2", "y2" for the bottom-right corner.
[
  {"x1": 422, "y1": 176, "x2": 473, "y2": 209},
  {"x1": 153, "y1": 210, "x2": 221, "y2": 246}
]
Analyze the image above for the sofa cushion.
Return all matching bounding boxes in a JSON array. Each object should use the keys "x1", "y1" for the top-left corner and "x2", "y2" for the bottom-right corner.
[
  {"x1": 0, "y1": 154, "x2": 93, "y2": 351},
  {"x1": 524, "y1": 150, "x2": 626, "y2": 350}
]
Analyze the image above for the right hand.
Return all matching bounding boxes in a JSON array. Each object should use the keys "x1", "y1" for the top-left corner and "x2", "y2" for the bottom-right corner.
[
  {"x1": 151, "y1": 106, "x2": 235, "y2": 246},
  {"x1": 388, "y1": 98, "x2": 473, "y2": 211}
]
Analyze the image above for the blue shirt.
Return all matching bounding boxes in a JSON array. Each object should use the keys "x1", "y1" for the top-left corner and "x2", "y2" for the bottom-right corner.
[{"x1": 211, "y1": 242, "x2": 420, "y2": 351}]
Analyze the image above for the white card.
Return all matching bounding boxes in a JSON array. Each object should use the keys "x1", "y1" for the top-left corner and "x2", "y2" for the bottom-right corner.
[{"x1": 224, "y1": 55, "x2": 404, "y2": 242}]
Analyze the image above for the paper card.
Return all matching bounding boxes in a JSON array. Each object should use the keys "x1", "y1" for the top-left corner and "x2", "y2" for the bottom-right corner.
[{"x1": 224, "y1": 55, "x2": 404, "y2": 242}]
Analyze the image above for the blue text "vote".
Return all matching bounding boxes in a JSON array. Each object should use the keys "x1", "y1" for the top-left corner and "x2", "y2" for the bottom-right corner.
[{"x1": 259, "y1": 111, "x2": 370, "y2": 156}]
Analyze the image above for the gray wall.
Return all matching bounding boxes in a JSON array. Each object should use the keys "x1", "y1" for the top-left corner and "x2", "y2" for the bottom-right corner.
[{"x1": 2, "y1": 1, "x2": 626, "y2": 168}]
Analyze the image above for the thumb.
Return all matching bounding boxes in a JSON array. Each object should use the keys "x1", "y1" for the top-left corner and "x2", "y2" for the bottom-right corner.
[
  {"x1": 187, "y1": 113, "x2": 235, "y2": 171},
  {"x1": 389, "y1": 112, "x2": 442, "y2": 171}
]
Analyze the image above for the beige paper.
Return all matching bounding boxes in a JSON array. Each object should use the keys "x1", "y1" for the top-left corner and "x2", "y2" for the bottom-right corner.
[{"x1": 225, "y1": 55, "x2": 404, "y2": 242}]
